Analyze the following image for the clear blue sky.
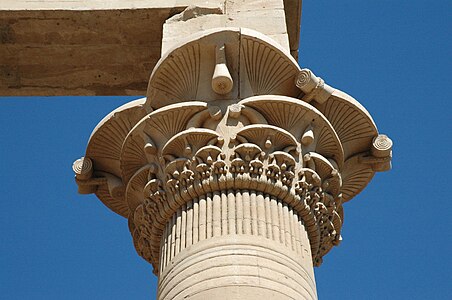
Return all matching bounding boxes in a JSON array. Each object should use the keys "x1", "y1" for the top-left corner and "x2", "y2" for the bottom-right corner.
[{"x1": 1, "y1": 1, "x2": 450, "y2": 299}]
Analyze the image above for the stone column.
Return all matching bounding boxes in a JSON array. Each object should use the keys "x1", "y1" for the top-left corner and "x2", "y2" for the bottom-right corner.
[
  {"x1": 73, "y1": 28, "x2": 391, "y2": 300},
  {"x1": 157, "y1": 191, "x2": 316, "y2": 299}
]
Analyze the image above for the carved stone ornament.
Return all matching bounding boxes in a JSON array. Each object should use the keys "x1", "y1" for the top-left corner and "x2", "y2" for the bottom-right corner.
[{"x1": 74, "y1": 28, "x2": 392, "y2": 282}]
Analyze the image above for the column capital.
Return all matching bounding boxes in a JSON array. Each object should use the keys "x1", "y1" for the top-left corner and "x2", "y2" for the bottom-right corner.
[{"x1": 73, "y1": 28, "x2": 392, "y2": 273}]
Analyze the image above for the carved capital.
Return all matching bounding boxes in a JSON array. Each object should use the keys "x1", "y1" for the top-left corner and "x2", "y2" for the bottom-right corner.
[{"x1": 73, "y1": 28, "x2": 392, "y2": 272}]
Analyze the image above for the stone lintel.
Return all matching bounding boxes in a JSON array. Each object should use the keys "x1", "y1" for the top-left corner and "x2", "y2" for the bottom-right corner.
[
  {"x1": 0, "y1": 1, "x2": 226, "y2": 11},
  {"x1": 0, "y1": 1, "x2": 302, "y2": 96},
  {"x1": 284, "y1": 0, "x2": 302, "y2": 59}
]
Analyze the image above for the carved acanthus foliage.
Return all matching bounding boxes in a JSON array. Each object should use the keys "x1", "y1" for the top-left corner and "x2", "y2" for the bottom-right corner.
[{"x1": 113, "y1": 96, "x2": 348, "y2": 270}]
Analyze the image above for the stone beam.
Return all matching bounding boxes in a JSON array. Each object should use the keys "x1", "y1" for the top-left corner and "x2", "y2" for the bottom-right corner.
[
  {"x1": 284, "y1": 0, "x2": 303, "y2": 58},
  {"x1": 0, "y1": 1, "x2": 302, "y2": 96}
]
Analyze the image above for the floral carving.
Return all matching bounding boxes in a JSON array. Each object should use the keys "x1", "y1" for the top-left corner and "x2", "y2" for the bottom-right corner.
[{"x1": 74, "y1": 29, "x2": 391, "y2": 275}]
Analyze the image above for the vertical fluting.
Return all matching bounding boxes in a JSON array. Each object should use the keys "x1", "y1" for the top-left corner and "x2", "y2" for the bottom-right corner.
[
  {"x1": 170, "y1": 213, "x2": 176, "y2": 261},
  {"x1": 212, "y1": 191, "x2": 221, "y2": 236},
  {"x1": 206, "y1": 193, "x2": 213, "y2": 239},
  {"x1": 294, "y1": 211, "x2": 302, "y2": 253},
  {"x1": 159, "y1": 223, "x2": 166, "y2": 272},
  {"x1": 158, "y1": 190, "x2": 313, "y2": 274},
  {"x1": 157, "y1": 189, "x2": 317, "y2": 300},
  {"x1": 289, "y1": 207, "x2": 296, "y2": 251},
  {"x1": 250, "y1": 191, "x2": 258, "y2": 235},
  {"x1": 257, "y1": 191, "x2": 266, "y2": 237},
  {"x1": 271, "y1": 196, "x2": 280, "y2": 242},
  {"x1": 283, "y1": 203, "x2": 291, "y2": 249},
  {"x1": 236, "y1": 190, "x2": 243, "y2": 234},
  {"x1": 192, "y1": 198, "x2": 199, "y2": 244},
  {"x1": 199, "y1": 195, "x2": 206, "y2": 241},
  {"x1": 186, "y1": 200, "x2": 193, "y2": 247},
  {"x1": 228, "y1": 189, "x2": 236, "y2": 234},
  {"x1": 221, "y1": 192, "x2": 228, "y2": 235},
  {"x1": 278, "y1": 200, "x2": 285, "y2": 244},
  {"x1": 165, "y1": 217, "x2": 171, "y2": 266},
  {"x1": 180, "y1": 204, "x2": 186, "y2": 252},
  {"x1": 243, "y1": 190, "x2": 251, "y2": 235},
  {"x1": 265, "y1": 194, "x2": 272, "y2": 240},
  {"x1": 175, "y1": 208, "x2": 181, "y2": 255}
]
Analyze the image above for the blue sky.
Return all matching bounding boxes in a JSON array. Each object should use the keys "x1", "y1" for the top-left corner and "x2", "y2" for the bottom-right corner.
[{"x1": 1, "y1": 1, "x2": 450, "y2": 299}]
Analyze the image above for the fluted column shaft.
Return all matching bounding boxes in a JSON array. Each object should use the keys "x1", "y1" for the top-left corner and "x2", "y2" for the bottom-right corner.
[{"x1": 158, "y1": 190, "x2": 317, "y2": 300}]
